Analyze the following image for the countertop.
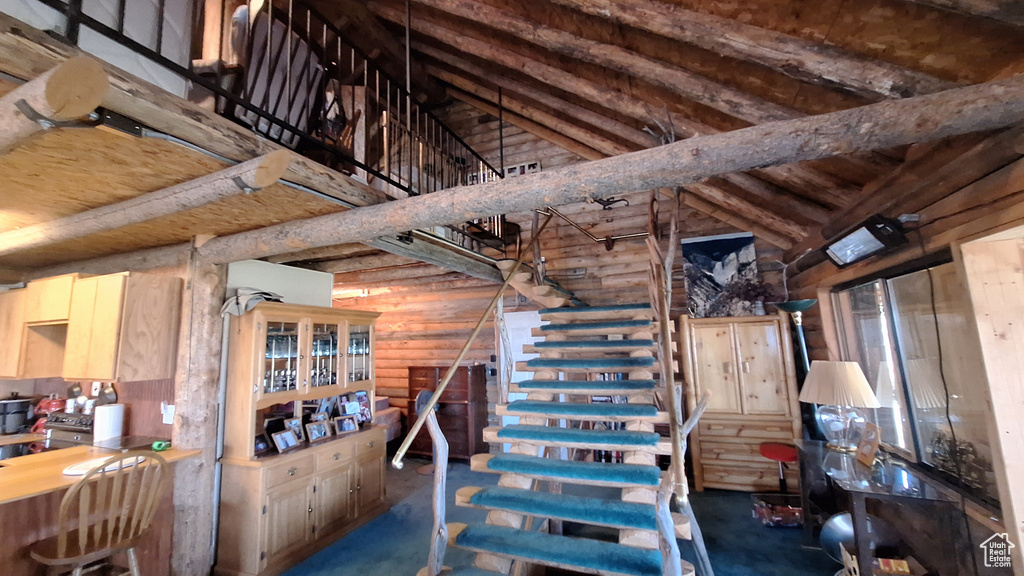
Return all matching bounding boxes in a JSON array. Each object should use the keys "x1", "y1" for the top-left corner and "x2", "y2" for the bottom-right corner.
[
  {"x1": 0, "y1": 433, "x2": 45, "y2": 447},
  {"x1": 0, "y1": 445, "x2": 200, "y2": 505}
]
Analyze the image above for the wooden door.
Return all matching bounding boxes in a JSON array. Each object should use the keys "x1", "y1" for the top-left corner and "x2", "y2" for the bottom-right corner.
[
  {"x1": 690, "y1": 324, "x2": 742, "y2": 414},
  {"x1": 314, "y1": 465, "x2": 353, "y2": 537},
  {"x1": 63, "y1": 274, "x2": 127, "y2": 381},
  {"x1": 0, "y1": 290, "x2": 24, "y2": 378},
  {"x1": 734, "y1": 321, "x2": 790, "y2": 416},
  {"x1": 354, "y1": 455, "x2": 384, "y2": 515},
  {"x1": 264, "y1": 480, "x2": 313, "y2": 564}
]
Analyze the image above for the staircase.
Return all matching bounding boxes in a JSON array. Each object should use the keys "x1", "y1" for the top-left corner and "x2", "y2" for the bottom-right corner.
[{"x1": 437, "y1": 302, "x2": 697, "y2": 576}]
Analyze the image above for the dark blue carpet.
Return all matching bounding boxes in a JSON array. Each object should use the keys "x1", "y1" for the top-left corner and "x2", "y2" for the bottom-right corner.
[{"x1": 281, "y1": 460, "x2": 835, "y2": 576}]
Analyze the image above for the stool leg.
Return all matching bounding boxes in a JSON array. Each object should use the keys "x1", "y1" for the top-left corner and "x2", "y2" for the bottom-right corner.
[{"x1": 778, "y1": 461, "x2": 788, "y2": 493}]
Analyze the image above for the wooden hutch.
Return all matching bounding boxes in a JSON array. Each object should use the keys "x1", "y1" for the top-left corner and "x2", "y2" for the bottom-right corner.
[{"x1": 215, "y1": 302, "x2": 385, "y2": 576}]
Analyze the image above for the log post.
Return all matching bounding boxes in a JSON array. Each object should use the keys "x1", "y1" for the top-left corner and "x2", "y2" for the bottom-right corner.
[
  {"x1": 0, "y1": 151, "x2": 292, "y2": 257},
  {"x1": 0, "y1": 56, "x2": 107, "y2": 153},
  {"x1": 171, "y1": 239, "x2": 227, "y2": 576}
]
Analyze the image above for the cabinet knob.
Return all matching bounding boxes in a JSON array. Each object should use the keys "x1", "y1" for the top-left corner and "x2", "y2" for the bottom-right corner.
[
  {"x1": 367, "y1": 441, "x2": 375, "y2": 448},
  {"x1": 357, "y1": 485, "x2": 362, "y2": 491},
  {"x1": 349, "y1": 489, "x2": 354, "y2": 494},
  {"x1": 300, "y1": 354, "x2": 305, "y2": 360},
  {"x1": 308, "y1": 506, "x2": 313, "y2": 514},
  {"x1": 287, "y1": 467, "x2": 297, "y2": 476},
  {"x1": 333, "y1": 452, "x2": 341, "y2": 460}
]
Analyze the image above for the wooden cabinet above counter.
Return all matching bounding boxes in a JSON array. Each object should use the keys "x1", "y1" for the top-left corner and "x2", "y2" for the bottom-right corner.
[{"x1": 0, "y1": 272, "x2": 182, "y2": 382}]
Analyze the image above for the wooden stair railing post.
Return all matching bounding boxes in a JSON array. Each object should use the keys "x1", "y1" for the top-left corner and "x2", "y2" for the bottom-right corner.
[
  {"x1": 392, "y1": 212, "x2": 554, "y2": 470},
  {"x1": 417, "y1": 389, "x2": 451, "y2": 576},
  {"x1": 679, "y1": 392, "x2": 713, "y2": 576}
]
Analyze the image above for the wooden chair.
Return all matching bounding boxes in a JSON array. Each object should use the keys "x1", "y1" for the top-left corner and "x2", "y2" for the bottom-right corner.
[{"x1": 28, "y1": 451, "x2": 170, "y2": 576}]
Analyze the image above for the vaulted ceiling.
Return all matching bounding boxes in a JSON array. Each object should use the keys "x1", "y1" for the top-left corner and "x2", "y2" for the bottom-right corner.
[{"x1": 309, "y1": 0, "x2": 1024, "y2": 254}]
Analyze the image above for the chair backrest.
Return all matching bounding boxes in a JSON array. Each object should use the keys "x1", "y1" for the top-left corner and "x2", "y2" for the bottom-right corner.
[{"x1": 56, "y1": 451, "x2": 170, "y2": 558}]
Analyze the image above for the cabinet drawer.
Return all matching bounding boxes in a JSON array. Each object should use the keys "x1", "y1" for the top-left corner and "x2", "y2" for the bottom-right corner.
[
  {"x1": 699, "y1": 441, "x2": 775, "y2": 464},
  {"x1": 356, "y1": 428, "x2": 385, "y2": 457},
  {"x1": 699, "y1": 420, "x2": 793, "y2": 440},
  {"x1": 701, "y1": 463, "x2": 799, "y2": 492},
  {"x1": 408, "y1": 366, "x2": 440, "y2": 380},
  {"x1": 266, "y1": 455, "x2": 315, "y2": 490},
  {"x1": 316, "y1": 443, "x2": 355, "y2": 471}
]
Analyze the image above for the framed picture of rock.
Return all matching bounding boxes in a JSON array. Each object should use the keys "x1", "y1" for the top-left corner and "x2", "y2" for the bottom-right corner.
[{"x1": 680, "y1": 232, "x2": 758, "y2": 317}]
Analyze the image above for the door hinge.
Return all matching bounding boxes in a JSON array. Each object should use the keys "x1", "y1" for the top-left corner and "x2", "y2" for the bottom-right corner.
[
  {"x1": 260, "y1": 552, "x2": 266, "y2": 561},
  {"x1": 262, "y1": 505, "x2": 267, "y2": 514},
  {"x1": 313, "y1": 484, "x2": 317, "y2": 493}
]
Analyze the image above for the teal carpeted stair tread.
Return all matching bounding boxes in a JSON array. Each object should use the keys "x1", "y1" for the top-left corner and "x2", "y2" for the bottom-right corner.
[
  {"x1": 480, "y1": 453, "x2": 661, "y2": 486},
  {"x1": 506, "y1": 400, "x2": 659, "y2": 418},
  {"x1": 465, "y1": 486, "x2": 657, "y2": 530},
  {"x1": 525, "y1": 357, "x2": 655, "y2": 369},
  {"x1": 541, "y1": 319, "x2": 651, "y2": 332},
  {"x1": 540, "y1": 303, "x2": 652, "y2": 315},
  {"x1": 495, "y1": 424, "x2": 661, "y2": 447},
  {"x1": 534, "y1": 339, "x2": 655, "y2": 349},
  {"x1": 516, "y1": 379, "x2": 656, "y2": 391},
  {"x1": 454, "y1": 523, "x2": 663, "y2": 576}
]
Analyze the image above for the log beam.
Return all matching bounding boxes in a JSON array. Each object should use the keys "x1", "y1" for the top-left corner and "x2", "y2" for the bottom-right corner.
[
  {"x1": 0, "y1": 151, "x2": 292, "y2": 257},
  {"x1": 904, "y1": 0, "x2": 1024, "y2": 27},
  {"x1": 415, "y1": 41, "x2": 659, "y2": 149},
  {"x1": 30, "y1": 75, "x2": 1024, "y2": 277},
  {"x1": 685, "y1": 182, "x2": 809, "y2": 242},
  {"x1": 681, "y1": 192, "x2": 795, "y2": 250},
  {"x1": 448, "y1": 88, "x2": 604, "y2": 161},
  {"x1": 313, "y1": 252, "x2": 418, "y2": 274},
  {"x1": 371, "y1": 8, "x2": 861, "y2": 203},
  {"x1": 547, "y1": 0, "x2": 956, "y2": 99},
  {"x1": 435, "y1": 70, "x2": 634, "y2": 157},
  {"x1": 171, "y1": 243, "x2": 227, "y2": 576},
  {"x1": 0, "y1": 56, "x2": 107, "y2": 154},
  {"x1": 189, "y1": 73, "x2": 1024, "y2": 265}
]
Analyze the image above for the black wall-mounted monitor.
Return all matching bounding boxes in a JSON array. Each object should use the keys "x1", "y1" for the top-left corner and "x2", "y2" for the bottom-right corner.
[{"x1": 824, "y1": 215, "x2": 907, "y2": 268}]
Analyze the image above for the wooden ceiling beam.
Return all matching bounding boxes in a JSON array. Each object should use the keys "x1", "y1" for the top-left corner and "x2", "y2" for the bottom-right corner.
[
  {"x1": 368, "y1": 5, "x2": 862, "y2": 204},
  {"x1": 266, "y1": 243, "x2": 378, "y2": 264},
  {"x1": 432, "y1": 69, "x2": 633, "y2": 157},
  {"x1": 903, "y1": 0, "x2": 1024, "y2": 28},
  {"x1": 313, "y1": 252, "x2": 418, "y2": 274},
  {"x1": 447, "y1": 87, "x2": 605, "y2": 161},
  {"x1": 547, "y1": 0, "x2": 956, "y2": 99},
  {"x1": 0, "y1": 151, "x2": 292, "y2": 257},
  {"x1": 377, "y1": 0, "x2": 796, "y2": 124},
  {"x1": 0, "y1": 56, "x2": 107, "y2": 154},
  {"x1": 686, "y1": 181, "x2": 811, "y2": 241},
  {"x1": 680, "y1": 192, "x2": 796, "y2": 249},
  {"x1": 414, "y1": 41, "x2": 659, "y2": 149},
  {"x1": 185, "y1": 73, "x2": 1024, "y2": 265}
]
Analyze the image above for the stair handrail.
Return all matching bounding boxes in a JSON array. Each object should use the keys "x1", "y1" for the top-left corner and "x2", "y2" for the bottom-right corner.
[
  {"x1": 392, "y1": 212, "x2": 554, "y2": 470},
  {"x1": 675, "y1": 391, "x2": 714, "y2": 576}
]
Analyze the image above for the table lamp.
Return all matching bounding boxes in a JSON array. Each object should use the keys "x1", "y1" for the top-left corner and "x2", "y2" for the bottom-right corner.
[{"x1": 799, "y1": 361, "x2": 880, "y2": 451}]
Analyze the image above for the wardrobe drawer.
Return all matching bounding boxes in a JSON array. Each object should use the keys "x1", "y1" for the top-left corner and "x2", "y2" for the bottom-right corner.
[
  {"x1": 698, "y1": 441, "x2": 774, "y2": 464},
  {"x1": 410, "y1": 385, "x2": 471, "y2": 403},
  {"x1": 701, "y1": 463, "x2": 799, "y2": 492},
  {"x1": 698, "y1": 420, "x2": 793, "y2": 440},
  {"x1": 316, "y1": 443, "x2": 355, "y2": 471},
  {"x1": 356, "y1": 427, "x2": 385, "y2": 457}
]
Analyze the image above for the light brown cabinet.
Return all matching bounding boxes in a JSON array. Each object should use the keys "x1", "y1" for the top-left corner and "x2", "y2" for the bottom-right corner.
[
  {"x1": 62, "y1": 272, "x2": 182, "y2": 382},
  {"x1": 22, "y1": 274, "x2": 77, "y2": 324},
  {"x1": 215, "y1": 302, "x2": 385, "y2": 576},
  {"x1": 680, "y1": 313, "x2": 801, "y2": 491},
  {"x1": 0, "y1": 290, "x2": 24, "y2": 378}
]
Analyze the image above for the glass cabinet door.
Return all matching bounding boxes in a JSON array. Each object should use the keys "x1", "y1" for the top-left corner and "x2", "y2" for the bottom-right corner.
[
  {"x1": 347, "y1": 324, "x2": 372, "y2": 386},
  {"x1": 261, "y1": 320, "x2": 303, "y2": 396},
  {"x1": 309, "y1": 320, "x2": 342, "y2": 390}
]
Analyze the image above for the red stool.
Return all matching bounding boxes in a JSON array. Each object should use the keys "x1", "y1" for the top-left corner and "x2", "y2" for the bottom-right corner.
[{"x1": 760, "y1": 442, "x2": 798, "y2": 493}]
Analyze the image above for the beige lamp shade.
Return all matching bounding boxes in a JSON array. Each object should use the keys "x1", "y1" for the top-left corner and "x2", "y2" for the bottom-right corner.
[
  {"x1": 799, "y1": 360, "x2": 880, "y2": 408},
  {"x1": 904, "y1": 357, "x2": 948, "y2": 410}
]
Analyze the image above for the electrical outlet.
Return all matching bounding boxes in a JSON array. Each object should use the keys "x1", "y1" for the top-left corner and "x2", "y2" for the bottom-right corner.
[
  {"x1": 91, "y1": 381, "x2": 102, "y2": 396},
  {"x1": 161, "y1": 402, "x2": 175, "y2": 425}
]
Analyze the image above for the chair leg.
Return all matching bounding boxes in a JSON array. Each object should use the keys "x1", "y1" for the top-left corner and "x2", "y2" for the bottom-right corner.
[
  {"x1": 778, "y1": 461, "x2": 788, "y2": 493},
  {"x1": 70, "y1": 566, "x2": 83, "y2": 576},
  {"x1": 127, "y1": 547, "x2": 141, "y2": 576}
]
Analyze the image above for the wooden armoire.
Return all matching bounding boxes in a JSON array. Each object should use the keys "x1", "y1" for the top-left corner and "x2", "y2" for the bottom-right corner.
[{"x1": 679, "y1": 312, "x2": 801, "y2": 491}]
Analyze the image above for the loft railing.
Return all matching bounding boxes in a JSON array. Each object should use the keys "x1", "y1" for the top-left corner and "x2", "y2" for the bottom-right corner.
[{"x1": 27, "y1": 0, "x2": 512, "y2": 252}]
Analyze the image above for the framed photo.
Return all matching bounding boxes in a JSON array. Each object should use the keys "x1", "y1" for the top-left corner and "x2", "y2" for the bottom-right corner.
[
  {"x1": 306, "y1": 421, "x2": 332, "y2": 443},
  {"x1": 271, "y1": 429, "x2": 300, "y2": 453},
  {"x1": 310, "y1": 411, "x2": 330, "y2": 423},
  {"x1": 284, "y1": 417, "x2": 305, "y2": 443},
  {"x1": 254, "y1": 432, "x2": 273, "y2": 457},
  {"x1": 857, "y1": 422, "x2": 882, "y2": 467},
  {"x1": 355, "y1": 390, "x2": 372, "y2": 423},
  {"x1": 342, "y1": 400, "x2": 360, "y2": 417},
  {"x1": 334, "y1": 414, "x2": 359, "y2": 436}
]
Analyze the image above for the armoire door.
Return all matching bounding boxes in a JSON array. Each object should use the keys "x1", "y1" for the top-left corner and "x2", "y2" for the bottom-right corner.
[
  {"x1": 689, "y1": 324, "x2": 742, "y2": 414},
  {"x1": 734, "y1": 321, "x2": 790, "y2": 416}
]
